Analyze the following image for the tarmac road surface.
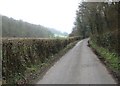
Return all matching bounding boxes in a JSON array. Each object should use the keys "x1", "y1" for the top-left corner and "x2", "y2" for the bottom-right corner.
[{"x1": 37, "y1": 39, "x2": 117, "y2": 84}]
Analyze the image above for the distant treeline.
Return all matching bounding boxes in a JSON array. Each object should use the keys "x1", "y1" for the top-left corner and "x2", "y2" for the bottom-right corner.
[{"x1": 2, "y1": 16, "x2": 54, "y2": 38}]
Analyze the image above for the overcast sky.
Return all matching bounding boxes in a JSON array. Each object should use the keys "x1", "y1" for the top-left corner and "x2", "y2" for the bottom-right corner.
[{"x1": 0, "y1": 0, "x2": 81, "y2": 33}]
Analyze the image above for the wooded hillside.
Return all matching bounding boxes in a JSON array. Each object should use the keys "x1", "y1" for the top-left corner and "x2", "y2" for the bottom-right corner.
[{"x1": 2, "y1": 16, "x2": 54, "y2": 38}]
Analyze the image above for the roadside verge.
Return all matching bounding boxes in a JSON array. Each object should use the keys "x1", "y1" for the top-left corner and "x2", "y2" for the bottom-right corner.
[{"x1": 88, "y1": 40, "x2": 120, "y2": 84}]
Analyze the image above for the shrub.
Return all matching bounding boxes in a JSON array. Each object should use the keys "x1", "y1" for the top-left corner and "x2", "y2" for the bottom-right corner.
[{"x1": 91, "y1": 30, "x2": 119, "y2": 56}]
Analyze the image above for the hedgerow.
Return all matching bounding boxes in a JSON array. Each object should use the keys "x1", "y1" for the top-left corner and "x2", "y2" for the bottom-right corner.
[
  {"x1": 91, "y1": 30, "x2": 119, "y2": 56},
  {"x1": 2, "y1": 37, "x2": 80, "y2": 84}
]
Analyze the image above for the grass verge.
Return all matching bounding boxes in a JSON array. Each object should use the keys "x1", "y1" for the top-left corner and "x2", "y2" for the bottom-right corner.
[{"x1": 88, "y1": 40, "x2": 120, "y2": 84}]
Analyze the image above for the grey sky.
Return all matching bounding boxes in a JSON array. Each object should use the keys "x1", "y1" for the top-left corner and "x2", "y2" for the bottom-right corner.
[{"x1": 0, "y1": 0, "x2": 81, "y2": 33}]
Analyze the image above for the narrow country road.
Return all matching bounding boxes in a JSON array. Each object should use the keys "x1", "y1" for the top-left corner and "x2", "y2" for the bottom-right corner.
[{"x1": 37, "y1": 39, "x2": 117, "y2": 84}]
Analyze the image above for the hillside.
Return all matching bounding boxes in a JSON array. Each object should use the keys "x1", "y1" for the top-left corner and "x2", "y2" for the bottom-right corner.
[{"x1": 2, "y1": 16, "x2": 54, "y2": 38}]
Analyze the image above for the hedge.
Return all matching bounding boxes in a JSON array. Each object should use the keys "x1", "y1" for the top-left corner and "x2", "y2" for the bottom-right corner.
[
  {"x1": 2, "y1": 37, "x2": 80, "y2": 84},
  {"x1": 91, "y1": 30, "x2": 119, "y2": 56}
]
